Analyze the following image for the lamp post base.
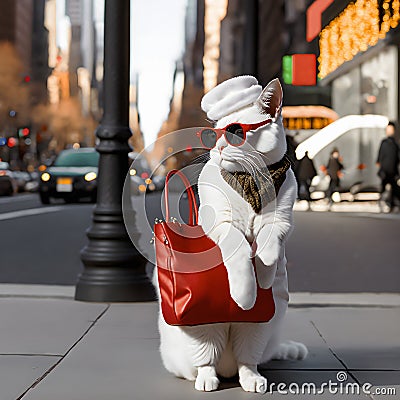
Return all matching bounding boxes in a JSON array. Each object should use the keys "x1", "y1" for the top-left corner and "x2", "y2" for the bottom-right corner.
[
  {"x1": 75, "y1": 266, "x2": 156, "y2": 302},
  {"x1": 75, "y1": 210, "x2": 156, "y2": 302}
]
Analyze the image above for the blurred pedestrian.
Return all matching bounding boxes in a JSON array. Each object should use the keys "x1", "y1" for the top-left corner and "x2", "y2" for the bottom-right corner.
[
  {"x1": 376, "y1": 121, "x2": 400, "y2": 212},
  {"x1": 296, "y1": 151, "x2": 317, "y2": 210},
  {"x1": 325, "y1": 148, "x2": 344, "y2": 208},
  {"x1": 285, "y1": 131, "x2": 298, "y2": 171}
]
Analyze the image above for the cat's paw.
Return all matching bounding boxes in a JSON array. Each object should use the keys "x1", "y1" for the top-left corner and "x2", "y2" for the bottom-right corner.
[
  {"x1": 240, "y1": 375, "x2": 268, "y2": 393},
  {"x1": 257, "y1": 238, "x2": 281, "y2": 268},
  {"x1": 195, "y1": 376, "x2": 220, "y2": 391},
  {"x1": 226, "y1": 257, "x2": 257, "y2": 310},
  {"x1": 272, "y1": 340, "x2": 308, "y2": 361},
  {"x1": 195, "y1": 366, "x2": 220, "y2": 392},
  {"x1": 238, "y1": 364, "x2": 267, "y2": 394},
  {"x1": 254, "y1": 256, "x2": 277, "y2": 289},
  {"x1": 220, "y1": 239, "x2": 257, "y2": 310}
]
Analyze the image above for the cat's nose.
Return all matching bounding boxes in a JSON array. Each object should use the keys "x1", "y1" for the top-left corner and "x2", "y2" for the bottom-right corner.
[{"x1": 219, "y1": 145, "x2": 225, "y2": 154}]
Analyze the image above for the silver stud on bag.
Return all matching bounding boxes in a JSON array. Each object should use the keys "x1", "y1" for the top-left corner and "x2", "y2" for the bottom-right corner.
[{"x1": 170, "y1": 216, "x2": 182, "y2": 226}]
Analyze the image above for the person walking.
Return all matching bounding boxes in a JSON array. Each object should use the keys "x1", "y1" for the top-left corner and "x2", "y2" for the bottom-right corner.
[
  {"x1": 296, "y1": 151, "x2": 317, "y2": 210},
  {"x1": 325, "y1": 148, "x2": 344, "y2": 208},
  {"x1": 377, "y1": 121, "x2": 400, "y2": 212}
]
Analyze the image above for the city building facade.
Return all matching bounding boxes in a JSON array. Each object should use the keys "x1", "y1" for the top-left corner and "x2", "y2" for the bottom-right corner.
[{"x1": 317, "y1": 0, "x2": 400, "y2": 125}]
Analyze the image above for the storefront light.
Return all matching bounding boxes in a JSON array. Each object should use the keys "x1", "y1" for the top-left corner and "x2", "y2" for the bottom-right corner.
[{"x1": 319, "y1": 0, "x2": 400, "y2": 79}]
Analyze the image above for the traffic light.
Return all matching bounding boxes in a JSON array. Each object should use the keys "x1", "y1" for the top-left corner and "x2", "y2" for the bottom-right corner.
[
  {"x1": 17, "y1": 127, "x2": 32, "y2": 146},
  {"x1": 7, "y1": 137, "x2": 17, "y2": 148},
  {"x1": 18, "y1": 127, "x2": 30, "y2": 138}
]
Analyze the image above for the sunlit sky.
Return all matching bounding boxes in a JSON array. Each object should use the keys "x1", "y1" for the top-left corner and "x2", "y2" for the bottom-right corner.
[
  {"x1": 131, "y1": 0, "x2": 187, "y2": 148},
  {"x1": 57, "y1": 0, "x2": 188, "y2": 149}
]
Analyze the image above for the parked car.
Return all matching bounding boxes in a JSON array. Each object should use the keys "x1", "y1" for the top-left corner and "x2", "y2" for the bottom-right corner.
[
  {"x1": 0, "y1": 162, "x2": 16, "y2": 196},
  {"x1": 39, "y1": 148, "x2": 99, "y2": 204}
]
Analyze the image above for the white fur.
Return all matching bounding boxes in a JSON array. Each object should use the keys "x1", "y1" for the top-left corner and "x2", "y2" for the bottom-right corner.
[{"x1": 154, "y1": 78, "x2": 307, "y2": 393}]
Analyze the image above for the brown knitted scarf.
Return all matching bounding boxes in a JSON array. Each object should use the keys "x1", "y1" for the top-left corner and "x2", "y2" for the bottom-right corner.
[{"x1": 220, "y1": 155, "x2": 291, "y2": 213}]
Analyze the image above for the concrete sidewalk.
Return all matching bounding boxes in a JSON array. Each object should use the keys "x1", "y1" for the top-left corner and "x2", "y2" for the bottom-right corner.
[{"x1": 1, "y1": 285, "x2": 399, "y2": 400}]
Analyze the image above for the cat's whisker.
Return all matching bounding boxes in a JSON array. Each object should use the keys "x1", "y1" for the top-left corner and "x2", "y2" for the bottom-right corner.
[
  {"x1": 244, "y1": 153, "x2": 264, "y2": 173},
  {"x1": 189, "y1": 152, "x2": 210, "y2": 165},
  {"x1": 247, "y1": 150, "x2": 267, "y2": 166},
  {"x1": 238, "y1": 157, "x2": 258, "y2": 178},
  {"x1": 245, "y1": 155, "x2": 275, "y2": 187}
]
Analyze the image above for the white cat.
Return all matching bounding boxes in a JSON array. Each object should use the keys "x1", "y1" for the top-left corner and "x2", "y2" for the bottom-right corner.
[{"x1": 153, "y1": 76, "x2": 307, "y2": 393}]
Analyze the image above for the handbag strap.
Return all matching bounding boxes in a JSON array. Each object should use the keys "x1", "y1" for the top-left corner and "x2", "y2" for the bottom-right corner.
[{"x1": 165, "y1": 169, "x2": 198, "y2": 226}]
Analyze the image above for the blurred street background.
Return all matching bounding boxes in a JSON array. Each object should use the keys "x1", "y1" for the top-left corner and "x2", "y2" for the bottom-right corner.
[{"x1": 0, "y1": 0, "x2": 399, "y2": 293}]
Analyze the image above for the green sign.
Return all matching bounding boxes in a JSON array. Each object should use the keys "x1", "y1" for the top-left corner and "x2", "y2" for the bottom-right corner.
[{"x1": 282, "y1": 55, "x2": 293, "y2": 85}]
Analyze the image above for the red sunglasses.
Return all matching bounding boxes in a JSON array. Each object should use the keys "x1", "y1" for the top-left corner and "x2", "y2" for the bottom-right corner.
[{"x1": 196, "y1": 119, "x2": 272, "y2": 149}]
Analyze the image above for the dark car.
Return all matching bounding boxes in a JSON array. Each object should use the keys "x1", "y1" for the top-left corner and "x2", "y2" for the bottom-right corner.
[
  {"x1": 39, "y1": 148, "x2": 99, "y2": 204},
  {"x1": 0, "y1": 162, "x2": 16, "y2": 196}
]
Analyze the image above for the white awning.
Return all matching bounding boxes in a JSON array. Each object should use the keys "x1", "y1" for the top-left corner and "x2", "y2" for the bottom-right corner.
[{"x1": 295, "y1": 114, "x2": 389, "y2": 160}]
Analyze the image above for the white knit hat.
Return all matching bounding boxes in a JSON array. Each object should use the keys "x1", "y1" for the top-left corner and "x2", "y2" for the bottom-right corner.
[{"x1": 201, "y1": 76, "x2": 283, "y2": 124}]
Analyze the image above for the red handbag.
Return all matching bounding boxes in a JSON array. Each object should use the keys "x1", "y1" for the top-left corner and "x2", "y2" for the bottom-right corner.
[{"x1": 155, "y1": 169, "x2": 275, "y2": 326}]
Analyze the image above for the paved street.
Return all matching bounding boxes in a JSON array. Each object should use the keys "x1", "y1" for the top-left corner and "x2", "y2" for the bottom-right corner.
[
  {"x1": 0, "y1": 194, "x2": 92, "y2": 285},
  {"x1": 0, "y1": 193, "x2": 399, "y2": 292},
  {"x1": 288, "y1": 209, "x2": 400, "y2": 292}
]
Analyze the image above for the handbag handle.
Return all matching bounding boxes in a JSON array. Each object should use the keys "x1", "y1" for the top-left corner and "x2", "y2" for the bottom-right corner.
[{"x1": 165, "y1": 169, "x2": 198, "y2": 226}]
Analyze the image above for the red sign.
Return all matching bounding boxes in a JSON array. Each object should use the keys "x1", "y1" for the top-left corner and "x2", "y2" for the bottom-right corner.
[
  {"x1": 292, "y1": 54, "x2": 316, "y2": 86},
  {"x1": 306, "y1": 0, "x2": 334, "y2": 42}
]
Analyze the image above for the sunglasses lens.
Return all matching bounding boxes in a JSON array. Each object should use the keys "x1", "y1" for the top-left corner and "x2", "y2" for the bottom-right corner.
[
  {"x1": 200, "y1": 129, "x2": 217, "y2": 148},
  {"x1": 225, "y1": 123, "x2": 245, "y2": 145}
]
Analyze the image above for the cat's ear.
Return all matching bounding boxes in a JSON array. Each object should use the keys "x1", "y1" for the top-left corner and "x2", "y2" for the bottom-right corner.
[{"x1": 256, "y1": 78, "x2": 283, "y2": 119}]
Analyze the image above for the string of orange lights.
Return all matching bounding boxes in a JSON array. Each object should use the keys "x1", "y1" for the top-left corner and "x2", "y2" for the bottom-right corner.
[{"x1": 319, "y1": 0, "x2": 400, "y2": 79}]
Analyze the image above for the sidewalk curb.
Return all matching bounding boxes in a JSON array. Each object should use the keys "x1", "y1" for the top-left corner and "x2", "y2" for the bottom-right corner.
[
  {"x1": 1, "y1": 284, "x2": 399, "y2": 307},
  {"x1": 0, "y1": 284, "x2": 75, "y2": 299},
  {"x1": 289, "y1": 292, "x2": 400, "y2": 307}
]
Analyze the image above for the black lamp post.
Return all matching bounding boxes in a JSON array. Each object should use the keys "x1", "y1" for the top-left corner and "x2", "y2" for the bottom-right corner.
[{"x1": 75, "y1": 0, "x2": 155, "y2": 302}]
